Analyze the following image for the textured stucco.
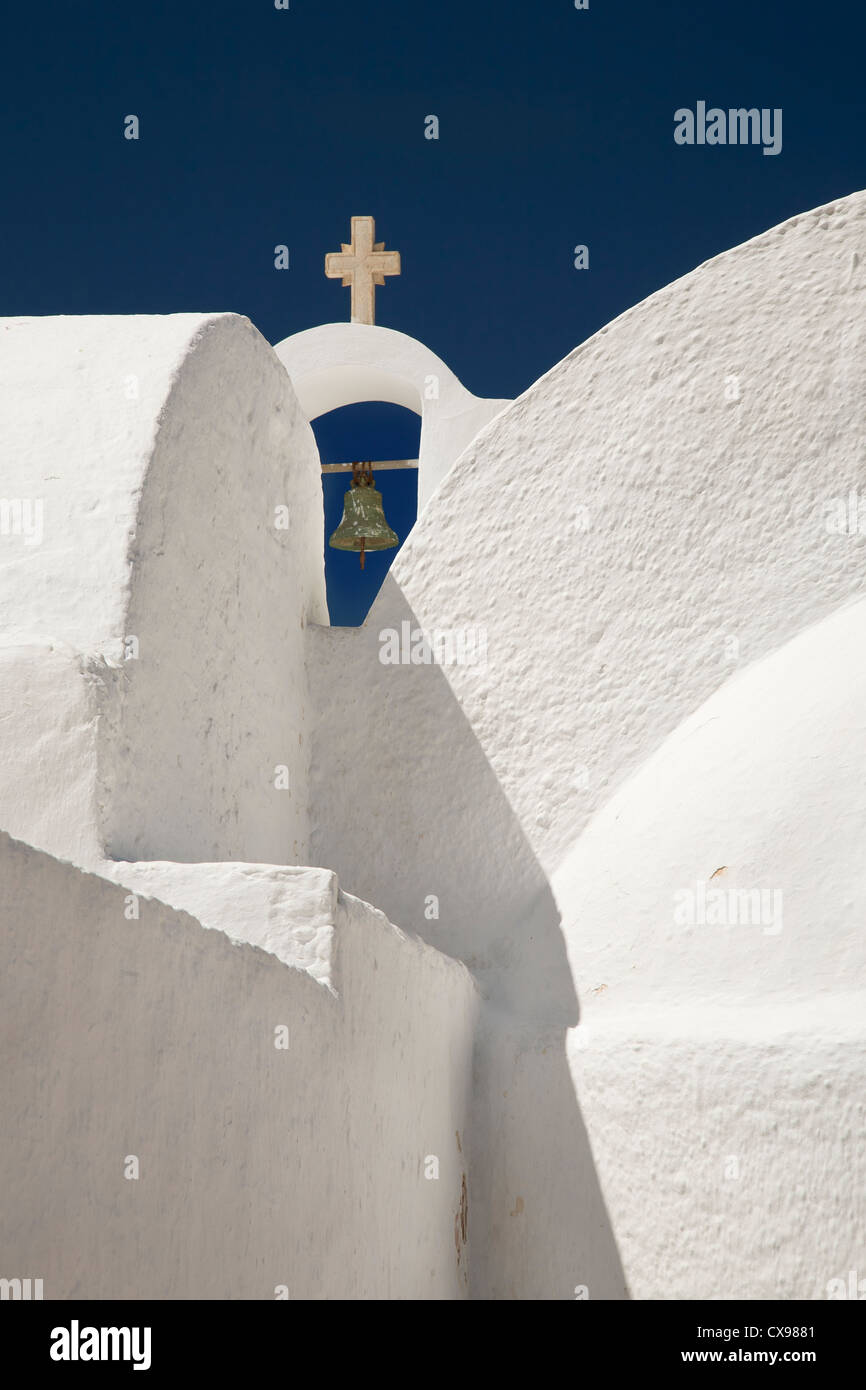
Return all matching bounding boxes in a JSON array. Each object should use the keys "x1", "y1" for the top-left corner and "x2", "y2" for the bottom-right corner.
[
  {"x1": 0, "y1": 833, "x2": 477, "y2": 1299},
  {"x1": 0, "y1": 312, "x2": 328, "y2": 867},
  {"x1": 489, "y1": 602, "x2": 866, "y2": 1299},
  {"x1": 2, "y1": 190, "x2": 865, "y2": 1301},
  {"x1": 0, "y1": 644, "x2": 99, "y2": 866},
  {"x1": 310, "y1": 191, "x2": 866, "y2": 971},
  {"x1": 556, "y1": 597, "x2": 866, "y2": 1011},
  {"x1": 102, "y1": 861, "x2": 341, "y2": 985},
  {"x1": 307, "y1": 190, "x2": 866, "y2": 1298},
  {"x1": 478, "y1": 1004, "x2": 865, "y2": 1299}
]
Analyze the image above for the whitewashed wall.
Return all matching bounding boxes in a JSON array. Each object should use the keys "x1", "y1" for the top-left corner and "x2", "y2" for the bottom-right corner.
[
  {"x1": 309, "y1": 191, "x2": 866, "y2": 1297},
  {"x1": 0, "y1": 313, "x2": 328, "y2": 868},
  {"x1": 311, "y1": 191, "x2": 866, "y2": 986},
  {"x1": 0, "y1": 832, "x2": 477, "y2": 1299},
  {"x1": 2, "y1": 190, "x2": 864, "y2": 1300}
]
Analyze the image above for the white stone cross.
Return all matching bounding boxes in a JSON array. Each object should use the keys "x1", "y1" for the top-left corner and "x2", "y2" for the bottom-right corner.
[{"x1": 325, "y1": 216, "x2": 401, "y2": 325}]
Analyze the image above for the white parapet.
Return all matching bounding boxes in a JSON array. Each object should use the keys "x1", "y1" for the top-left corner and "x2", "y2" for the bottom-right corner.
[
  {"x1": 0, "y1": 833, "x2": 477, "y2": 1299},
  {"x1": 0, "y1": 313, "x2": 328, "y2": 869}
]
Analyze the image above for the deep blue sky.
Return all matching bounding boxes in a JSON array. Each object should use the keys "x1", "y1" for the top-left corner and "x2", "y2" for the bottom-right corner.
[
  {"x1": 2, "y1": 0, "x2": 863, "y2": 395},
  {"x1": 1, "y1": 0, "x2": 863, "y2": 617}
]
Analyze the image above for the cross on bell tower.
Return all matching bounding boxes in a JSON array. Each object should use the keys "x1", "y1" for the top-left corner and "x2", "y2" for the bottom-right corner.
[{"x1": 325, "y1": 216, "x2": 401, "y2": 325}]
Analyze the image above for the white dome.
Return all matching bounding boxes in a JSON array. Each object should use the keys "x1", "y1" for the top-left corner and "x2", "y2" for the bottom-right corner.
[{"x1": 555, "y1": 596, "x2": 866, "y2": 1017}]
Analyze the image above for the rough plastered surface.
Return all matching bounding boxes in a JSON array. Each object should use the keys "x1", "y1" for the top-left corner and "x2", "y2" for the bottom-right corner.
[
  {"x1": 0, "y1": 832, "x2": 477, "y2": 1299},
  {"x1": 309, "y1": 193, "x2": 866, "y2": 965},
  {"x1": 474, "y1": 601, "x2": 866, "y2": 1300},
  {"x1": 273, "y1": 322, "x2": 509, "y2": 511},
  {"x1": 555, "y1": 597, "x2": 866, "y2": 1013},
  {"x1": 101, "y1": 861, "x2": 340, "y2": 985},
  {"x1": 310, "y1": 191, "x2": 866, "y2": 914},
  {"x1": 0, "y1": 313, "x2": 327, "y2": 868},
  {"x1": 0, "y1": 644, "x2": 99, "y2": 866},
  {"x1": 472, "y1": 1005, "x2": 865, "y2": 1300},
  {"x1": 306, "y1": 190, "x2": 866, "y2": 1297},
  {"x1": 3, "y1": 191, "x2": 866, "y2": 1301}
]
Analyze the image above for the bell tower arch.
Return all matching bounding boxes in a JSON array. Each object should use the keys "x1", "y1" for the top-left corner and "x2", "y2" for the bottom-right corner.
[{"x1": 272, "y1": 323, "x2": 509, "y2": 514}]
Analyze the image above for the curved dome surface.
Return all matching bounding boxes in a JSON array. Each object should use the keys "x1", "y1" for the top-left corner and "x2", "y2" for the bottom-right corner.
[
  {"x1": 555, "y1": 596, "x2": 866, "y2": 1015},
  {"x1": 310, "y1": 190, "x2": 866, "y2": 1015},
  {"x1": 379, "y1": 190, "x2": 866, "y2": 882}
]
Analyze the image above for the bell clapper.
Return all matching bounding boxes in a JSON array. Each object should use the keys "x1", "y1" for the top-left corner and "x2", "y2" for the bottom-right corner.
[{"x1": 360, "y1": 536, "x2": 365, "y2": 570}]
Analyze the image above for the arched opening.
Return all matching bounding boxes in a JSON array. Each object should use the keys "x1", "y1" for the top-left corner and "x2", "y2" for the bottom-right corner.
[{"x1": 312, "y1": 402, "x2": 420, "y2": 626}]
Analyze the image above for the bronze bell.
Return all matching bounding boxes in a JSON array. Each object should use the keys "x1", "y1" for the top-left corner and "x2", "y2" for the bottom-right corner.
[{"x1": 329, "y1": 462, "x2": 399, "y2": 569}]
